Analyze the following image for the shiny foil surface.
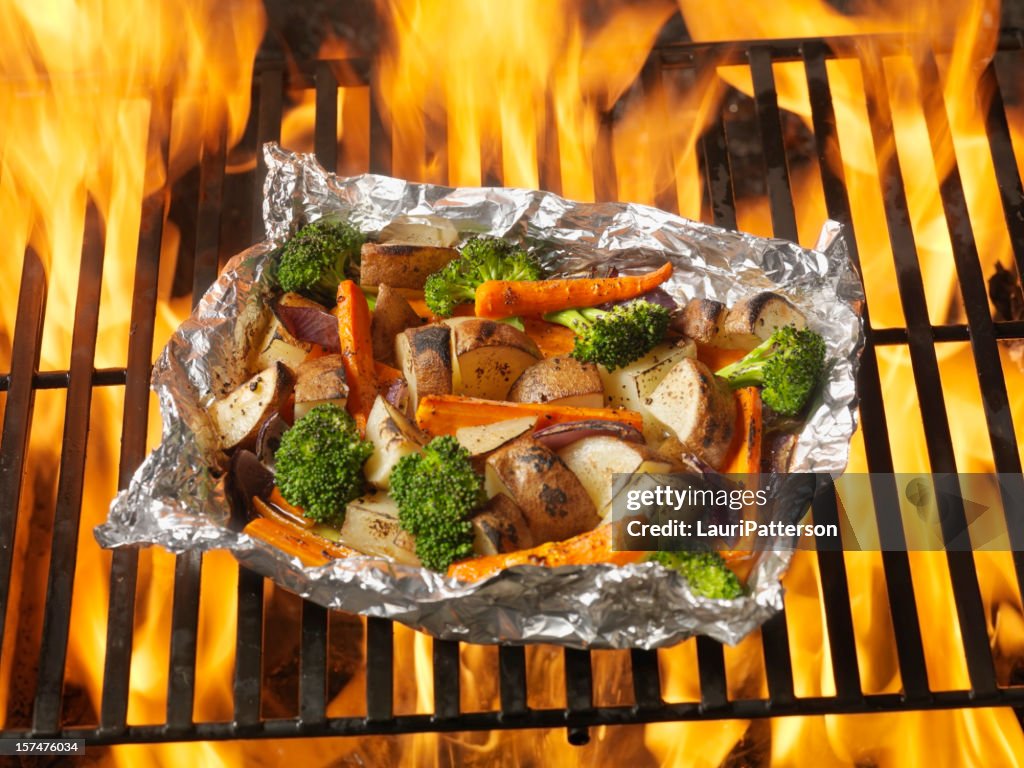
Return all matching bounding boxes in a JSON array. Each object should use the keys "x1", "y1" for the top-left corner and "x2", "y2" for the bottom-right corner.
[{"x1": 96, "y1": 144, "x2": 864, "y2": 649}]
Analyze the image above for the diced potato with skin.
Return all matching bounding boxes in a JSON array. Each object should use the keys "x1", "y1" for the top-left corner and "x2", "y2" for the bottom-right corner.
[
  {"x1": 341, "y1": 493, "x2": 421, "y2": 565},
  {"x1": 443, "y1": 317, "x2": 541, "y2": 401},
  {"x1": 646, "y1": 358, "x2": 737, "y2": 469},
  {"x1": 678, "y1": 298, "x2": 727, "y2": 344},
  {"x1": 470, "y1": 494, "x2": 535, "y2": 555},
  {"x1": 360, "y1": 243, "x2": 457, "y2": 289},
  {"x1": 396, "y1": 323, "x2": 453, "y2": 410},
  {"x1": 557, "y1": 436, "x2": 673, "y2": 516},
  {"x1": 364, "y1": 396, "x2": 428, "y2": 489},
  {"x1": 254, "y1": 316, "x2": 310, "y2": 372},
  {"x1": 717, "y1": 291, "x2": 807, "y2": 350},
  {"x1": 371, "y1": 284, "x2": 423, "y2": 366},
  {"x1": 209, "y1": 361, "x2": 294, "y2": 451},
  {"x1": 597, "y1": 340, "x2": 695, "y2": 441},
  {"x1": 485, "y1": 436, "x2": 600, "y2": 544},
  {"x1": 508, "y1": 356, "x2": 603, "y2": 408},
  {"x1": 293, "y1": 354, "x2": 349, "y2": 421},
  {"x1": 455, "y1": 417, "x2": 536, "y2": 458}
]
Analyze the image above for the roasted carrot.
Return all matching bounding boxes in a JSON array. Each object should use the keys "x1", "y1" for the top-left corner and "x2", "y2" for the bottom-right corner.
[
  {"x1": 447, "y1": 524, "x2": 646, "y2": 581},
  {"x1": 415, "y1": 394, "x2": 644, "y2": 435},
  {"x1": 720, "y1": 387, "x2": 763, "y2": 475},
  {"x1": 334, "y1": 280, "x2": 377, "y2": 432},
  {"x1": 244, "y1": 515, "x2": 357, "y2": 568},
  {"x1": 474, "y1": 262, "x2": 674, "y2": 319},
  {"x1": 265, "y1": 488, "x2": 314, "y2": 528},
  {"x1": 373, "y1": 361, "x2": 404, "y2": 387},
  {"x1": 522, "y1": 317, "x2": 576, "y2": 357}
]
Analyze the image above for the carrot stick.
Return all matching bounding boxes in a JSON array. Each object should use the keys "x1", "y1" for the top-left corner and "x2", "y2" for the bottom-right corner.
[
  {"x1": 720, "y1": 387, "x2": 763, "y2": 475},
  {"x1": 334, "y1": 280, "x2": 377, "y2": 432},
  {"x1": 474, "y1": 262, "x2": 674, "y2": 319},
  {"x1": 415, "y1": 394, "x2": 644, "y2": 435},
  {"x1": 447, "y1": 525, "x2": 646, "y2": 581},
  {"x1": 263, "y1": 488, "x2": 314, "y2": 528},
  {"x1": 244, "y1": 515, "x2": 357, "y2": 568}
]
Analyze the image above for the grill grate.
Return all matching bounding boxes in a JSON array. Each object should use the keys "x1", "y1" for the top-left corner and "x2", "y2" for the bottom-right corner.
[{"x1": 1, "y1": 24, "x2": 1023, "y2": 747}]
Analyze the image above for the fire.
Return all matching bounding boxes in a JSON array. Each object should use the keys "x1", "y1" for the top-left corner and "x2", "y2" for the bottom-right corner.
[{"x1": 1, "y1": 0, "x2": 1022, "y2": 764}]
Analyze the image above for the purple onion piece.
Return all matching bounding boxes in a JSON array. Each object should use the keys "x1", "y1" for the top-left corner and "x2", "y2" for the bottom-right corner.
[
  {"x1": 532, "y1": 419, "x2": 645, "y2": 451},
  {"x1": 274, "y1": 302, "x2": 340, "y2": 351}
]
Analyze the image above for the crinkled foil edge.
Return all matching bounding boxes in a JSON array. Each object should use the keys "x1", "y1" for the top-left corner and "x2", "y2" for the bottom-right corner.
[{"x1": 96, "y1": 143, "x2": 864, "y2": 649}]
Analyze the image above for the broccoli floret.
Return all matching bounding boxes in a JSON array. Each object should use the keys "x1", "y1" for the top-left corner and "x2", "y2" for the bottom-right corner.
[
  {"x1": 715, "y1": 326, "x2": 826, "y2": 416},
  {"x1": 274, "y1": 404, "x2": 373, "y2": 526},
  {"x1": 424, "y1": 236, "x2": 543, "y2": 316},
  {"x1": 648, "y1": 550, "x2": 743, "y2": 599},
  {"x1": 544, "y1": 300, "x2": 670, "y2": 371},
  {"x1": 389, "y1": 436, "x2": 485, "y2": 571},
  {"x1": 277, "y1": 219, "x2": 365, "y2": 305}
]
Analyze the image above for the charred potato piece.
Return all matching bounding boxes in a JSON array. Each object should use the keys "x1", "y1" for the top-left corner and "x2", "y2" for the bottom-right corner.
[
  {"x1": 598, "y1": 340, "x2": 696, "y2": 440},
  {"x1": 484, "y1": 436, "x2": 599, "y2": 544},
  {"x1": 209, "y1": 361, "x2": 294, "y2": 451},
  {"x1": 678, "y1": 298, "x2": 727, "y2": 344},
  {"x1": 364, "y1": 395, "x2": 429, "y2": 489},
  {"x1": 470, "y1": 494, "x2": 535, "y2": 555},
  {"x1": 646, "y1": 358, "x2": 736, "y2": 469},
  {"x1": 396, "y1": 323, "x2": 453, "y2": 409},
  {"x1": 455, "y1": 416, "x2": 536, "y2": 472},
  {"x1": 719, "y1": 291, "x2": 807, "y2": 350},
  {"x1": 360, "y1": 243, "x2": 457, "y2": 289},
  {"x1": 557, "y1": 436, "x2": 674, "y2": 516},
  {"x1": 254, "y1": 316, "x2": 310, "y2": 372},
  {"x1": 371, "y1": 284, "x2": 422, "y2": 366},
  {"x1": 293, "y1": 354, "x2": 349, "y2": 421},
  {"x1": 508, "y1": 356, "x2": 603, "y2": 408},
  {"x1": 444, "y1": 317, "x2": 541, "y2": 401},
  {"x1": 341, "y1": 494, "x2": 421, "y2": 565}
]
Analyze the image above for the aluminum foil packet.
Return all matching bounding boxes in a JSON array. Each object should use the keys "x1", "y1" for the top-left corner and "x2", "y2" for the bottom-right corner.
[{"x1": 95, "y1": 143, "x2": 864, "y2": 649}]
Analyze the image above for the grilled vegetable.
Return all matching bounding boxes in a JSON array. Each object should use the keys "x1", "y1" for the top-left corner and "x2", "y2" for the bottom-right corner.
[
  {"x1": 390, "y1": 436, "x2": 485, "y2": 571},
  {"x1": 293, "y1": 354, "x2": 348, "y2": 421},
  {"x1": 719, "y1": 291, "x2": 807, "y2": 350},
  {"x1": 371, "y1": 284, "x2": 422, "y2": 366},
  {"x1": 415, "y1": 394, "x2": 644, "y2": 436},
  {"x1": 360, "y1": 243, "x2": 458, "y2": 289},
  {"x1": 508, "y1": 356, "x2": 603, "y2": 408},
  {"x1": 646, "y1": 357, "x2": 737, "y2": 469},
  {"x1": 363, "y1": 395, "x2": 429, "y2": 490},
  {"x1": 484, "y1": 436, "x2": 599, "y2": 544},
  {"x1": 396, "y1": 323, "x2": 453, "y2": 410},
  {"x1": 274, "y1": 404, "x2": 373, "y2": 526},
  {"x1": 276, "y1": 219, "x2": 364, "y2": 305},
  {"x1": 647, "y1": 550, "x2": 743, "y2": 599},
  {"x1": 715, "y1": 326, "x2": 826, "y2": 416},
  {"x1": 424, "y1": 236, "x2": 544, "y2": 317},
  {"x1": 476, "y1": 262, "x2": 672, "y2": 319},
  {"x1": 334, "y1": 280, "x2": 378, "y2": 430},
  {"x1": 209, "y1": 362, "x2": 294, "y2": 451},
  {"x1": 444, "y1": 317, "x2": 541, "y2": 400},
  {"x1": 544, "y1": 300, "x2": 670, "y2": 371}
]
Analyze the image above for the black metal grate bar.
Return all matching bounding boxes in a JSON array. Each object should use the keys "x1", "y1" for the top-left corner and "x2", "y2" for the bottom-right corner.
[
  {"x1": 497, "y1": 646, "x2": 528, "y2": 717},
  {"x1": 748, "y1": 46, "x2": 799, "y2": 242},
  {"x1": 364, "y1": 617, "x2": 394, "y2": 721},
  {"x1": 299, "y1": 602, "x2": 328, "y2": 724},
  {"x1": 100, "y1": 104, "x2": 176, "y2": 734},
  {"x1": 432, "y1": 641, "x2": 461, "y2": 720},
  {"x1": 980, "y1": 62, "x2": 1024, "y2": 282},
  {"x1": 32, "y1": 202, "x2": 107, "y2": 734},
  {"x1": 859, "y1": 42, "x2": 997, "y2": 696},
  {"x1": 0, "y1": 248, "x2": 47, "y2": 664},
  {"x1": 800, "y1": 42, "x2": 931, "y2": 702},
  {"x1": 629, "y1": 649, "x2": 662, "y2": 711},
  {"x1": 563, "y1": 648, "x2": 593, "y2": 746}
]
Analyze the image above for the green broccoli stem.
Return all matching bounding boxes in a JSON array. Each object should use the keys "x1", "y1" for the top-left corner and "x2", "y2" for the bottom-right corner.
[
  {"x1": 715, "y1": 334, "x2": 776, "y2": 384},
  {"x1": 543, "y1": 306, "x2": 604, "y2": 331}
]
